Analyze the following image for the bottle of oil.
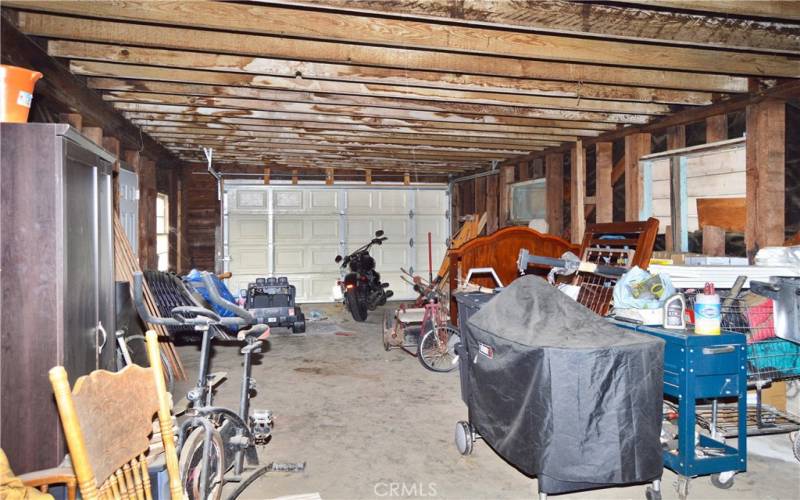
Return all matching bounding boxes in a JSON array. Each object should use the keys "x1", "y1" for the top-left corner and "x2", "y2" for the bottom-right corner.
[{"x1": 663, "y1": 293, "x2": 686, "y2": 330}]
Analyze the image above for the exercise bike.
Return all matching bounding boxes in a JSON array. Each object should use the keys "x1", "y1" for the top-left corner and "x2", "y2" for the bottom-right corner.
[{"x1": 133, "y1": 271, "x2": 291, "y2": 499}]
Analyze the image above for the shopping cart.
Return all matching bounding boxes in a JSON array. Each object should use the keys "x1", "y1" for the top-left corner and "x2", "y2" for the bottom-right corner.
[{"x1": 685, "y1": 289, "x2": 800, "y2": 463}]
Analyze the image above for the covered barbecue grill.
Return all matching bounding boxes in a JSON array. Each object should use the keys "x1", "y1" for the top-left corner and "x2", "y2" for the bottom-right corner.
[{"x1": 454, "y1": 276, "x2": 665, "y2": 497}]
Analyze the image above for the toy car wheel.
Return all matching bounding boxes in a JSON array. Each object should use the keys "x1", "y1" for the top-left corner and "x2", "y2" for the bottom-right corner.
[
  {"x1": 292, "y1": 320, "x2": 306, "y2": 334},
  {"x1": 710, "y1": 472, "x2": 735, "y2": 489},
  {"x1": 454, "y1": 421, "x2": 474, "y2": 456}
]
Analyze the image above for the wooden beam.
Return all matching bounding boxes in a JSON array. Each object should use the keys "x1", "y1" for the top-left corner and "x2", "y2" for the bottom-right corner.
[
  {"x1": 102, "y1": 136, "x2": 121, "y2": 212},
  {"x1": 59, "y1": 48, "x2": 715, "y2": 106},
  {"x1": 15, "y1": 11, "x2": 750, "y2": 92},
  {"x1": 570, "y1": 141, "x2": 586, "y2": 244},
  {"x1": 501, "y1": 79, "x2": 800, "y2": 167},
  {"x1": 139, "y1": 159, "x2": 157, "y2": 269},
  {"x1": 595, "y1": 142, "x2": 613, "y2": 223},
  {"x1": 403, "y1": 173, "x2": 411, "y2": 186},
  {"x1": 291, "y1": 169, "x2": 299, "y2": 185},
  {"x1": 364, "y1": 169, "x2": 372, "y2": 185},
  {"x1": 0, "y1": 15, "x2": 176, "y2": 165},
  {"x1": 58, "y1": 112, "x2": 82, "y2": 131},
  {"x1": 82, "y1": 126, "x2": 103, "y2": 145},
  {"x1": 474, "y1": 176, "x2": 487, "y2": 215},
  {"x1": 12, "y1": 4, "x2": 799, "y2": 77},
  {"x1": 126, "y1": 113, "x2": 596, "y2": 139},
  {"x1": 85, "y1": 76, "x2": 675, "y2": 115},
  {"x1": 666, "y1": 125, "x2": 686, "y2": 150},
  {"x1": 624, "y1": 133, "x2": 651, "y2": 221},
  {"x1": 669, "y1": 156, "x2": 687, "y2": 252},
  {"x1": 619, "y1": 1, "x2": 800, "y2": 21},
  {"x1": 291, "y1": 0, "x2": 799, "y2": 54},
  {"x1": 702, "y1": 225, "x2": 726, "y2": 257},
  {"x1": 325, "y1": 168, "x2": 334, "y2": 185},
  {"x1": 498, "y1": 165, "x2": 515, "y2": 227},
  {"x1": 545, "y1": 152, "x2": 564, "y2": 236},
  {"x1": 101, "y1": 90, "x2": 651, "y2": 125},
  {"x1": 115, "y1": 102, "x2": 615, "y2": 133},
  {"x1": 706, "y1": 114, "x2": 728, "y2": 143},
  {"x1": 263, "y1": 167, "x2": 270, "y2": 185},
  {"x1": 486, "y1": 174, "x2": 499, "y2": 234},
  {"x1": 746, "y1": 97, "x2": 786, "y2": 259}
]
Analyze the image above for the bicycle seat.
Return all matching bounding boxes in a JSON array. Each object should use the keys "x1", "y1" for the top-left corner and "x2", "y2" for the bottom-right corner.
[{"x1": 237, "y1": 324, "x2": 270, "y2": 341}]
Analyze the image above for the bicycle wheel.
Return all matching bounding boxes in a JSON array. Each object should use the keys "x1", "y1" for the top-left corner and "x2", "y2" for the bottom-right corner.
[
  {"x1": 116, "y1": 335, "x2": 175, "y2": 394},
  {"x1": 179, "y1": 426, "x2": 225, "y2": 500},
  {"x1": 418, "y1": 323, "x2": 460, "y2": 372}
]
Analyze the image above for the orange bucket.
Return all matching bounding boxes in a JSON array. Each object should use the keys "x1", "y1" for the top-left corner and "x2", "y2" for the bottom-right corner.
[{"x1": 1, "y1": 64, "x2": 43, "y2": 123}]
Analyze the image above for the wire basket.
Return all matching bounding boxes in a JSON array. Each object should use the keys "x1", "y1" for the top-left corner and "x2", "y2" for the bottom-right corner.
[{"x1": 685, "y1": 290, "x2": 800, "y2": 384}]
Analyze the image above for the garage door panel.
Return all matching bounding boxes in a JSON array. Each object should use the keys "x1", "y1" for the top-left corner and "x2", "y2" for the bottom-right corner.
[
  {"x1": 229, "y1": 215, "x2": 268, "y2": 242},
  {"x1": 230, "y1": 246, "x2": 268, "y2": 274},
  {"x1": 273, "y1": 189, "x2": 304, "y2": 212},
  {"x1": 227, "y1": 186, "x2": 447, "y2": 304},
  {"x1": 274, "y1": 218, "x2": 305, "y2": 241},
  {"x1": 346, "y1": 190, "x2": 373, "y2": 213},
  {"x1": 309, "y1": 189, "x2": 339, "y2": 211},
  {"x1": 416, "y1": 245, "x2": 446, "y2": 271},
  {"x1": 232, "y1": 189, "x2": 268, "y2": 213},
  {"x1": 376, "y1": 245, "x2": 410, "y2": 268},
  {"x1": 274, "y1": 246, "x2": 310, "y2": 272},
  {"x1": 310, "y1": 246, "x2": 339, "y2": 271},
  {"x1": 416, "y1": 190, "x2": 447, "y2": 213},
  {"x1": 310, "y1": 219, "x2": 339, "y2": 241},
  {"x1": 377, "y1": 190, "x2": 409, "y2": 213}
]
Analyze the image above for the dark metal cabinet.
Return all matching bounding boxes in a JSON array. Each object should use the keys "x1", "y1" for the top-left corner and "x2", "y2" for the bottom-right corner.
[{"x1": 0, "y1": 123, "x2": 115, "y2": 473}]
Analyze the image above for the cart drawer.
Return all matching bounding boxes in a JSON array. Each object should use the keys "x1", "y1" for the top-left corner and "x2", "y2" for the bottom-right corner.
[{"x1": 691, "y1": 343, "x2": 743, "y2": 376}]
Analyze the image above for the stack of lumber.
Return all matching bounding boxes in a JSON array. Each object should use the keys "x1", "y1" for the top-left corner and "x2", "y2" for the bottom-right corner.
[
  {"x1": 113, "y1": 215, "x2": 185, "y2": 380},
  {"x1": 435, "y1": 213, "x2": 487, "y2": 292}
]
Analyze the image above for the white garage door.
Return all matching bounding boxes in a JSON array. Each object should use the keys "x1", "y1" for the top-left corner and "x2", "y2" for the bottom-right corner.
[{"x1": 224, "y1": 184, "x2": 449, "y2": 303}]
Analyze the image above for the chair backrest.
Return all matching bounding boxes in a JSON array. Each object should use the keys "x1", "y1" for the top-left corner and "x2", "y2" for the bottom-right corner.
[
  {"x1": 48, "y1": 331, "x2": 183, "y2": 500},
  {"x1": 573, "y1": 218, "x2": 660, "y2": 315}
]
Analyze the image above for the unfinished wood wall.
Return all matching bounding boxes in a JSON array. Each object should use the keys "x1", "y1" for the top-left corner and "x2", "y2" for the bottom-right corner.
[{"x1": 182, "y1": 165, "x2": 220, "y2": 271}]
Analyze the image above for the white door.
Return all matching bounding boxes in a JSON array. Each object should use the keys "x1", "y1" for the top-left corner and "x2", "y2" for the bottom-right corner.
[
  {"x1": 225, "y1": 185, "x2": 448, "y2": 303},
  {"x1": 118, "y1": 167, "x2": 139, "y2": 255}
]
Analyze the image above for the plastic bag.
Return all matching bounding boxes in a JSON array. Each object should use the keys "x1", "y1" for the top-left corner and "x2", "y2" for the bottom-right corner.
[{"x1": 613, "y1": 266, "x2": 676, "y2": 310}]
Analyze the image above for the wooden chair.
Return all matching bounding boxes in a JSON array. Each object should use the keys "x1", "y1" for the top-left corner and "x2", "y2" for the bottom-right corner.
[
  {"x1": 572, "y1": 218, "x2": 660, "y2": 316},
  {"x1": 44, "y1": 330, "x2": 184, "y2": 500}
]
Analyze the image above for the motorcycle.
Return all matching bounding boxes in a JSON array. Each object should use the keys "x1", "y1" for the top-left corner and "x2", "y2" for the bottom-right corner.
[{"x1": 335, "y1": 230, "x2": 393, "y2": 322}]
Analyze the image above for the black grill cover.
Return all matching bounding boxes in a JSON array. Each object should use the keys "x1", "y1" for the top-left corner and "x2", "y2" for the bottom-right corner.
[{"x1": 462, "y1": 276, "x2": 664, "y2": 488}]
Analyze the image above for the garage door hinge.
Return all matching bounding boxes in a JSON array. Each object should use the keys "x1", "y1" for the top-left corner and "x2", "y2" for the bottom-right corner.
[
  {"x1": 408, "y1": 209, "x2": 414, "y2": 219},
  {"x1": 409, "y1": 238, "x2": 414, "y2": 248}
]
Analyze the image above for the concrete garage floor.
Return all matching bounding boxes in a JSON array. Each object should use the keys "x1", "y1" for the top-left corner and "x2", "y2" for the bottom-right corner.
[{"x1": 175, "y1": 302, "x2": 800, "y2": 500}]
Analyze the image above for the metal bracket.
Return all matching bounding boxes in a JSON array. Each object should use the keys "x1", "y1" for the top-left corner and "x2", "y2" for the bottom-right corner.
[{"x1": 409, "y1": 237, "x2": 414, "y2": 248}]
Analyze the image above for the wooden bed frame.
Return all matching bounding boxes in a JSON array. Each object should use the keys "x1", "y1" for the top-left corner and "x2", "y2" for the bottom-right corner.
[{"x1": 447, "y1": 226, "x2": 579, "y2": 322}]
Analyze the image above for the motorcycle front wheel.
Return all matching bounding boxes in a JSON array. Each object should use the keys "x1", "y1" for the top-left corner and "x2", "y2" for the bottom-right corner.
[{"x1": 345, "y1": 288, "x2": 369, "y2": 322}]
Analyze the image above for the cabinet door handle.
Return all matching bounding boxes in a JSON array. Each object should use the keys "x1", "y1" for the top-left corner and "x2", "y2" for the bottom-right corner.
[{"x1": 702, "y1": 345, "x2": 735, "y2": 355}]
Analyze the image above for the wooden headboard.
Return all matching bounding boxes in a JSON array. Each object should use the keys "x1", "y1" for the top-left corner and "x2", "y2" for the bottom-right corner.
[{"x1": 448, "y1": 226, "x2": 578, "y2": 322}]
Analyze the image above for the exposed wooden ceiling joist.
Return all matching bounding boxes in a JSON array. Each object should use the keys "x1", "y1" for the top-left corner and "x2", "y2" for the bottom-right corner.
[
  {"x1": 89, "y1": 79, "x2": 670, "y2": 117},
  {"x1": 13, "y1": 12, "x2": 750, "y2": 92},
  {"x1": 56, "y1": 43, "x2": 716, "y2": 106},
  {"x1": 266, "y1": 0, "x2": 799, "y2": 54},
  {"x1": 116, "y1": 107, "x2": 615, "y2": 133},
  {"x1": 129, "y1": 118, "x2": 585, "y2": 141},
  {"x1": 10, "y1": 2, "x2": 799, "y2": 76},
  {"x1": 101, "y1": 92, "x2": 653, "y2": 125},
  {"x1": 616, "y1": 1, "x2": 800, "y2": 21},
  {"x1": 140, "y1": 127, "x2": 564, "y2": 149}
]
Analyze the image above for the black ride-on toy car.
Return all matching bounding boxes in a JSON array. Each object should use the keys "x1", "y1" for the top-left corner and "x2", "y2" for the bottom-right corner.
[{"x1": 243, "y1": 277, "x2": 306, "y2": 333}]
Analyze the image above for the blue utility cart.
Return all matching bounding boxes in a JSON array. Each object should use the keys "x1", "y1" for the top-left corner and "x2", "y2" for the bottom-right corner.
[{"x1": 614, "y1": 321, "x2": 748, "y2": 500}]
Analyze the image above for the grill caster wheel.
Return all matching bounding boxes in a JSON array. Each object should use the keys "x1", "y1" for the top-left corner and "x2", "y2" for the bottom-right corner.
[
  {"x1": 454, "y1": 421, "x2": 475, "y2": 456},
  {"x1": 711, "y1": 472, "x2": 735, "y2": 489},
  {"x1": 674, "y1": 476, "x2": 690, "y2": 500},
  {"x1": 645, "y1": 486, "x2": 662, "y2": 500}
]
